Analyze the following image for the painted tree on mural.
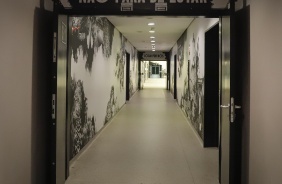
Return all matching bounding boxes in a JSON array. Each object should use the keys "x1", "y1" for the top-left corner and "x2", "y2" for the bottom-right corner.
[
  {"x1": 115, "y1": 33, "x2": 126, "y2": 90},
  {"x1": 179, "y1": 33, "x2": 204, "y2": 139},
  {"x1": 70, "y1": 77, "x2": 96, "y2": 159},
  {"x1": 177, "y1": 30, "x2": 187, "y2": 77},
  {"x1": 180, "y1": 76, "x2": 190, "y2": 116},
  {"x1": 104, "y1": 86, "x2": 119, "y2": 125},
  {"x1": 69, "y1": 15, "x2": 139, "y2": 159},
  {"x1": 129, "y1": 71, "x2": 134, "y2": 97},
  {"x1": 115, "y1": 52, "x2": 125, "y2": 90},
  {"x1": 69, "y1": 17, "x2": 115, "y2": 73}
]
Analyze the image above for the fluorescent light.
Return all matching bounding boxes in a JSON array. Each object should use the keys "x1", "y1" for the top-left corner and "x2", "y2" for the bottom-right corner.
[
  {"x1": 152, "y1": 50, "x2": 156, "y2": 51},
  {"x1": 151, "y1": 40, "x2": 155, "y2": 43},
  {"x1": 148, "y1": 22, "x2": 155, "y2": 26},
  {"x1": 150, "y1": 36, "x2": 155, "y2": 39},
  {"x1": 151, "y1": 44, "x2": 155, "y2": 46}
]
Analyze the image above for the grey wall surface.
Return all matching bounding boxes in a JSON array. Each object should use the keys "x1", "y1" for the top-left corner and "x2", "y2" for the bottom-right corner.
[
  {"x1": 0, "y1": 0, "x2": 53, "y2": 184},
  {"x1": 249, "y1": 0, "x2": 282, "y2": 183}
]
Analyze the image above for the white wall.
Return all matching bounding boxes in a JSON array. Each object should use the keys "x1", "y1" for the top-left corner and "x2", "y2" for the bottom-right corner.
[
  {"x1": 0, "y1": 0, "x2": 53, "y2": 184},
  {"x1": 69, "y1": 17, "x2": 139, "y2": 158},
  {"x1": 249, "y1": 0, "x2": 282, "y2": 183}
]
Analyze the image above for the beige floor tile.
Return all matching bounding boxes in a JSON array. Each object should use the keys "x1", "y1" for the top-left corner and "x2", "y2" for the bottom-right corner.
[{"x1": 66, "y1": 89, "x2": 219, "y2": 184}]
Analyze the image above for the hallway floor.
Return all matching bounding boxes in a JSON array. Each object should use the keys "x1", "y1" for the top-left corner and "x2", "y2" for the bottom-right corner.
[
  {"x1": 66, "y1": 89, "x2": 219, "y2": 184},
  {"x1": 143, "y1": 78, "x2": 166, "y2": 89}
]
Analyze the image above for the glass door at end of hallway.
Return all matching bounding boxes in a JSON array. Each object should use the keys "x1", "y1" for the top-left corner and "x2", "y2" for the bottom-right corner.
[{"x1": 150, "y1": 65, "x2": 161, "y2": 78}]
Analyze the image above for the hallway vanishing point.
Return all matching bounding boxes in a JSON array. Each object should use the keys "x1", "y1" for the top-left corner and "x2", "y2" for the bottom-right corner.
[{"x1": 66, "y1": 88, "x2": 219, "y2": 184}]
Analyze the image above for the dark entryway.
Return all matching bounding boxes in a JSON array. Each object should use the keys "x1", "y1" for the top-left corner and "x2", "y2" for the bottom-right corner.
[
  {"x1": 126, "y1": 52, "x2": 130, "y2": 101},
  {"x1": 204, "y1": 23, "x2": 219, "y2": 147},
  {"x1": 174, "y1": 54, "x2": 177, "y2": 100}
]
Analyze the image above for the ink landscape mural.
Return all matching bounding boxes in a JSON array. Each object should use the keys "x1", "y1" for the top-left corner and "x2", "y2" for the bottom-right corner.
[
  {"x1": 68, "y1": 16, "x2": 138, "y2": 159},
  {"x1": 170, "y1": 18, "x2": 219, "y2": 140}
]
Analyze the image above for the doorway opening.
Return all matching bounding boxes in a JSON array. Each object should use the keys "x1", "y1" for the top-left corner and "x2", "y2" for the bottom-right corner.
[
  {"x1": 126, "y1": 52, "x2": 130, "y2": 101},
  {"x1": 52, "y1": 1, "x2": 247, "y2": 184},
  {"x1": 56, "y1": 15, "x2": 222, "y2": 184},
  {"x1": 141, "y1": 60, "x2": 167, "y2": 89}
]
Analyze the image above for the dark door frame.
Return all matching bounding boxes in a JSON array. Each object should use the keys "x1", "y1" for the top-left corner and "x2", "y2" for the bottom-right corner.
[
  {"x1": 167, "y1": 56, "x2": 170, "y2": 90},
  {"x1": 174, "y1": 54, "x2": 177, "y2": 100},
  {"x1": 51, "y1": 1, "x2": 243, "y2": 184},
  {"x1": 204, "y1": 23, "x2": 219, "y2": 148},
  {"x1": 126, "y1": 52, "x2": 130, "y2": 101},
  {"x1": 229, "y1": 5, "x2": 250, "y2": 184}
]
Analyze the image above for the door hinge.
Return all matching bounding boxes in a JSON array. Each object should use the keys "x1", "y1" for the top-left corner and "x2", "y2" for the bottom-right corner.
[{"x1": 52, "y1": 94, "x2": 56, "y2": 119}]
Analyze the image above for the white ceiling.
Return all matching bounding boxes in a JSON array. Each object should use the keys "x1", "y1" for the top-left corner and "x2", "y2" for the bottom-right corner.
[
  {"x1": 106, "y1": 16, "x2": 195, "y2": 52},
  {"x1": 105, "y1": 0, "x2": 228, "y2": 52},
  {"x1": 60, "y1": 0, "x2": 229, "y2": 52}
]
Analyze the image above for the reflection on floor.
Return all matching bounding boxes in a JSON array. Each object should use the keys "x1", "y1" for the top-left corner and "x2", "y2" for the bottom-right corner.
[
  {"x1": 143, "y1": 77, "x2": 166, "y2": 89},
  {"x1": 66, "y1": 89, "x2": 219, "y2": 184}
]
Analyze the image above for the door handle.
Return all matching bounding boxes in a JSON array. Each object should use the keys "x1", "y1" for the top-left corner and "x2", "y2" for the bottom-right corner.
[
  {"x1": 231, "y1": 97, "x2": 242, "y2": 123},
  {"x1": 220, "y1": 104, "x2": 230, "y2": 108}
]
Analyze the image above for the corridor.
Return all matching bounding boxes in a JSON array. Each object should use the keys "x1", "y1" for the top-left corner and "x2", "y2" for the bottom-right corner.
[{"x1": 66, "y1": 89, "x2": 219, "y2": 184}]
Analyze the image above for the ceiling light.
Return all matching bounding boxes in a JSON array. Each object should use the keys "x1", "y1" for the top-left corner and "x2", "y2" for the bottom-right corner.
[
  {"x1": 149, "y1": 27, "x2": 155, "y2": 33},
  {"x1": 152, "y1": 50, "x2": 156, "y2": 52},
  {"x1": 148, "y1": 22, "x2": 155, "y2": 26},
  {"x1": 151, "y1": 40, "x2": 155, "y2": 43},
  {"x1": 150, "y1": 36, "x2": 155, "y2": 39},
  {"x1": 151, "y1": 44, "x2": 155, "y2": 46}
]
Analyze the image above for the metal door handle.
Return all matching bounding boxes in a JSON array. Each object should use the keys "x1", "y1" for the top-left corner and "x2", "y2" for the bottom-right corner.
[
  {"x1": 220, "y1": 104, "x2": 230, "y2": 108},
  {"x1": 231, "y1": 97, "x2": 242, "y2": 123}
]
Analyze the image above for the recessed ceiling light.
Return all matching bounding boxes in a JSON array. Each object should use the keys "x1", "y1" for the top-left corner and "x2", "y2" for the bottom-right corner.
[
  {"x1": 151, "y1": 40, "x2": 155, "y2": 43},
  {"x1": 148, "y1": 22, "x2": 155, "y2": 26},
  {"x1": 152, "y1": 50, "x2": 156, "y2": 52},
  {"x1": 150, "y1": 36, "x2": 155, "y2": 39},
  {"x1": 149, "y1": 27, "x2": 155, "y2": 33},
  {"x1": 151, "y1": 44, "x2": 155, "y2": 46}
]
